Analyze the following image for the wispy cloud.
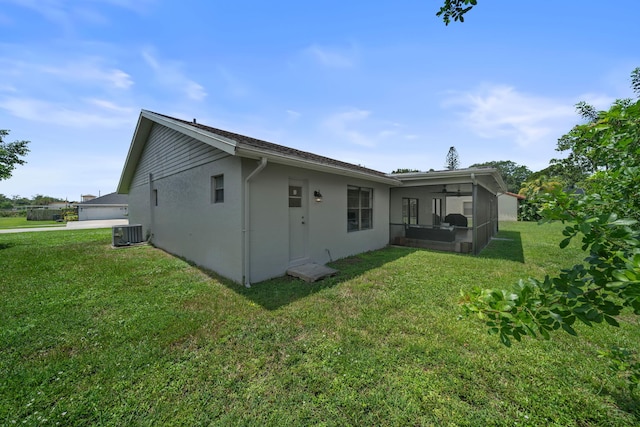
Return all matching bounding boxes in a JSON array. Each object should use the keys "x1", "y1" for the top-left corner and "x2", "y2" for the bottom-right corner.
[
  {"x1": 216, "y1": 66, "x2": 249, "y2": 98},
  {"x1": 0, "y1": 96, "x2": 134, "y2": 128},
  {"x1": 142, "y1": 49, "x2": 207, "y2": 101},
  {"x1": 41, "y1": 59, "x2": 133, "y2": 89},
  {"x1": 2, "y1": 0, "x2": 153, "y2": 30},
  {"x1": 442, "y1": 84, "x2": 578, "y2": 147},
  {"x1": 323, "y1": 108, "x2": 374, "y2": 146},
  {"x1": 322, "y1": 108, "x2": 408, "y2": 148},
  {"x1": 286, "y1": 110, "x2": 301, "y2": 120},
  {"x1": 85, "y1": 98, "x2": 135, "y2": 113},
  {"x1": 0, "y1": 52, "x2": 137, "y2": 128},
  {"x1": 304, "y1": 43, "x2": 358, "y2": 68}
]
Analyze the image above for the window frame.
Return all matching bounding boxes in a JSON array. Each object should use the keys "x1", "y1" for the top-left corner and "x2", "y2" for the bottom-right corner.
[
  {"x1": 402, "y1": 197, "x2": 419, "y2": 225},
  {"x1": 347, "y1": 185, "x2": 373, "y2": 232},
  {"x1": 288, "y1": 185, "x2": 303, "y2": 208},
  {"x1": 463, "y1": 201, "x2": 473, "y2": 217},
  {"x1": 211, "y1": 174, "x2": 224, "y2": 204}
]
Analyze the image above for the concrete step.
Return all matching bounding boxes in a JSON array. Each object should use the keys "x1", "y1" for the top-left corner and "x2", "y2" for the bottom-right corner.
[{"x1": 286, "y1": 263, "x2": 338, "y2": 282}]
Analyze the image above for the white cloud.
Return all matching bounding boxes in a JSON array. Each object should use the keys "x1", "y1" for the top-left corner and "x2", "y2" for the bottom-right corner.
[
  {"x1": 323, "y1": 108, "x2": 375, "y2": 147},
  {"x1": 216, "y1": 66, "x2": 249, "y2": 98},
  {"x1": 286, "y1": 110, "x2": 301, "y2": 120},
  {"x1": 2, "y1": 0, "x2": 153, "y2": 29},
  {"x1": 94, "y1": 0, "x2": 155, "y2": 14},
  {"x1": 0, "y1": 84, "x2": 17, "y2": 93},
  {"x1": 142, "y1": 49, "x2": 207, "y2": 101},
  {"x1": 85, "y1": 98, "x2": 134, "y2": 113},
  {"x1": 576, "y1": 93, "x2": 617, "y2": 111},
  {"x1": 304, "y1": 43, "x2": 358, "y2": 68},
  {"x1": 442, "y1": 84, "x2": 577, "y2": 147},
  {"x1": 185, "y1": 81, "x2": 207, "y2": 101},
  {"x1": 321, "y1": 108, "x2": 408, "y2": 149},
  {"x1": 6, "y1": 0, "x2": 73, "y2": 30},
  {"x1": 41, "y1": 60, "x2": 133, "y2": 89},
  {"x1": 0, "y1": 96, "x2": 134, "y2": 128}
]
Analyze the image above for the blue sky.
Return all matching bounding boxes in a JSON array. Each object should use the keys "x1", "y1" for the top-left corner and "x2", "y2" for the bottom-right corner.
[{"x1": 0, "y1": 0, "x2": 638, "y2": 201}]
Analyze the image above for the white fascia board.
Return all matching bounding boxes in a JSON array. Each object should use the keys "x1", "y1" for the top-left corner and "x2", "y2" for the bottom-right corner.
[
  {"x1": 236, "y1": 146, "x2": 401, "y2": 186},
  {"x1": 141, "y1": 110, "x2": 237, "y2": 155}
]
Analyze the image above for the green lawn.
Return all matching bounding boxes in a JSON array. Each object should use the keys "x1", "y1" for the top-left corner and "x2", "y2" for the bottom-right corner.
[
  {"x1": 1, "y1": 222, "x2": 638, "y2": 426},
  {"x1": 0, "y1": 216, "x2": 64, "y2": 229}
]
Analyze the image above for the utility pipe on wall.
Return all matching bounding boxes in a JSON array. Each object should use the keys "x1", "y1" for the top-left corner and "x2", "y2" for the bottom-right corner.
[{"x1": 242, "y1": 157, "x2": 268, "y2": 287}]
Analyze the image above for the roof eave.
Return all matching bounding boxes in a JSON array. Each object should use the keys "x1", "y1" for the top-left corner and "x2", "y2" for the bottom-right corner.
[
  {"x1": 140, "y1": 110, "x2": 238, "y2": 153},
  {"x1": 236, "y1": 146, "x2": 401, "y2": 186},
  {"x1": 117, "y1": 110, "x2": 240, "y2": 194}
]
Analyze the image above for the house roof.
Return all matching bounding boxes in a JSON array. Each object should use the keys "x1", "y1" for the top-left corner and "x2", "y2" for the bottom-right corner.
[
  {"x1": 78, "y1": 192, "x2": 128, "y2": 205},
  {"x1": 389, "y1": 167, "x2": 507, "y2": 194},
  {"x1": 118, "y1": 110, "x2": 400, "y2": 193},
  {"x1": 117, "y1": 110, "x2": 507, "y2": 195}
]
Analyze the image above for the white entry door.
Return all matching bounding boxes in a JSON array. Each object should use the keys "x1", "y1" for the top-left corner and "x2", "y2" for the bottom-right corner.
[{"x1": 288, "y1": 180, "x2": 308, "y2": 263}]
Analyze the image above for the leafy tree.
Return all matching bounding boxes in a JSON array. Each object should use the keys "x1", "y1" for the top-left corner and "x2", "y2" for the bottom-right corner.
[
  {"x1": 0, "y1": 194, "x2": 12, "y2": 210},
  {"x1": 526, "y1": 162, "x2": 588, "y2": 192},
  {"x1": 437, "y1": 0, "x2": 478, "y2": 25},
  {"x1": 445, "y1": 146, "x2": 460, "y2": 170},
  {"x1": 0, "y1": 130, "x2": 30, "y2": 181},
  {"x1": 12, "y1": 195, "x2": 31, "y2": 206},
  {"x1": 461, "y1": 68, "x2": 640, "y2": 392},
  {"x1": 32, "y1": 194, "x2": 64, "y2": 206},
  {"x1": 469, "y1": 160, "x2": 532, "y2": 193},
  {"x1": 517, "y1": 177, "x2": 563, "y2": 222}
]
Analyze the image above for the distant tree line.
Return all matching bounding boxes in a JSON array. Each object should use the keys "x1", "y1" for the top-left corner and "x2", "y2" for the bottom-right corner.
[{"x1": 0, "y1": 194, "x2": 67, "y2": 210}]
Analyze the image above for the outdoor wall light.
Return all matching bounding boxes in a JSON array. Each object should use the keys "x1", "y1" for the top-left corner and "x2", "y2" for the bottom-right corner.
[{"x1": 314, "y1": 190, "x2": 323, "y2": 202}]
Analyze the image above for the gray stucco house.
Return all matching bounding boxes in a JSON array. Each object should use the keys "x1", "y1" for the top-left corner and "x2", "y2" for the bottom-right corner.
[{"x1": 118, "y1": 110, "x2": 505, "y2": 286}]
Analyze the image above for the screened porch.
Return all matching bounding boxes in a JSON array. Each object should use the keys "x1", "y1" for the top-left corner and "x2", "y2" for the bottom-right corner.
[{"x1": 388, "y1": 169, "x2": 505, "y2": 255}]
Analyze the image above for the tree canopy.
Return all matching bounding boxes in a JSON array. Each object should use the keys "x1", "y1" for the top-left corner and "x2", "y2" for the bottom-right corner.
[
  {"x1": 469, "y1": 160, "x2": 532, "y2": 193},
  {"x1": 461, "y1": 68, "x2": 640, "y2": 391},
  {"x1": 437, "y1": 0, "x2": 478, "y2": 25},
  {"x1": 391, "y1": 168, "x2": 420, "y2": 174},
  {"x1": 445, "y1": 146, "x2": 460, "y2": 170},
  {"x1": 0, "y1": 130, "x2": 30, "y2": 181}
]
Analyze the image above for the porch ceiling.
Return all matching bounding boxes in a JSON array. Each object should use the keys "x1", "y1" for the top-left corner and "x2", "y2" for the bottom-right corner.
[{"x1": 390, "y1": 168, "x2": 506, "y2": 194}]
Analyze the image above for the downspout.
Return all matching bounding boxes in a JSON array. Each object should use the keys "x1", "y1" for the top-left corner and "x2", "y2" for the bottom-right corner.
[
  {"x1": 471, "y1": 173, "x2": 478, "y2": 255},
  {"x1": 242, "y1": 157, "x2": 268, "y2": 287},
  {"x1": 148, "y1": 173, "x2": 154, "y2": 242}
]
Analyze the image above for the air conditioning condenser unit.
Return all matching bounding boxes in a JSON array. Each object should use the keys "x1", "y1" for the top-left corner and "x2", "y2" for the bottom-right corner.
[{"x1": 112, "y1": 224, "x2": 144, "y2": 247}]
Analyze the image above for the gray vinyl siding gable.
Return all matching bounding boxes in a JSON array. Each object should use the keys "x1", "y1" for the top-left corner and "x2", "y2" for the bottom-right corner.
[{"x1": 131, "y1": 123, "x2": 231, "y2": 188}]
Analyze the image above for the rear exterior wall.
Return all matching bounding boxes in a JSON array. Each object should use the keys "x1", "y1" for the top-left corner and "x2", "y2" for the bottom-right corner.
[{"x1": 244, "y1": 160, "x2": 391, "y2": 283}]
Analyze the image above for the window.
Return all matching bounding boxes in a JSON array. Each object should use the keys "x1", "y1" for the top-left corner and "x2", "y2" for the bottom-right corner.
[
  {"x1": 153, "y1": 189, "x2": 158, "y2": 207},
  {"x1": 288, "y1": 186, "x2": 302, "y2": 207},
  {"x1": 402, "y1": 198, "x2": 418, "y2": 225},
  {"x1": 347, "y1": 186, "x2": 373, "y2": 231},
  {"x1": 463, "y1": 201, "x2": 472, "y2": 217},
  {"x1": 212, "y1": 175, "x2": 224, "y2": 203}
]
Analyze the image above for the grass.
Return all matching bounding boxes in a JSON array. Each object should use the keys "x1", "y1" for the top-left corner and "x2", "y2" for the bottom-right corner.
[
  {"x1": 0, "y1": 217, "x2": 64, "y2": 229},
  {"x1": 0, "y1": 222, "x2": 638, "y2": 426}
]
